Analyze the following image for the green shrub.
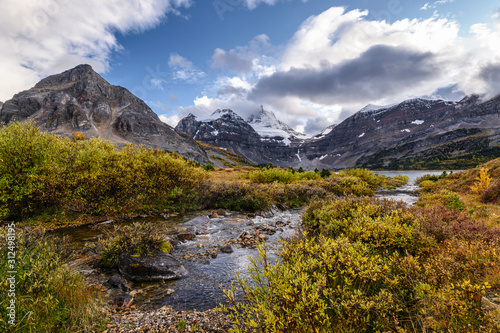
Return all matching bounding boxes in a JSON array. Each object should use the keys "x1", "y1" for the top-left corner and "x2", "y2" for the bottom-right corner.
[
  {"x1": 417, "y1": 189, "x2": 466, "y2": 211},
  {"x1": 415, "y1": 171, "x2": 449, "y2": 185},
  {"x1": 0, "y1": 228, "x2": 105, "y2": 332},
  {"x1": 199, "y1": 182, "x2": 272, "y2": 211},
  {"x1": 92, "y1": 222, "x2": 172, "y2": 269},
  {"x1": 319, "y1": 176, "x2": 375, "y2": 196},
  {"x1": 221, "y1": 237, "x2": 402, "y2": 333},
  {"x1": 0, "y1": 122, "x2": 207, "y2": 218},
  {"x1": 0, "y1": 122, "x2": 69, "y2": 219},
  {"x1": 302, "y1": 196, "x2": 429, "y2": 254},
  {"x1": 337, "y1": 168, "x2": 382, "y2": 188},
  {"x1": 245, "y1": 168, "x2": 321, "y2": 184},
  {"x1": 320, "y1": 168, "x2": 331, "y2": 178},
  {"x1": 203, "y1": 163, "x2": 215, "y2": 171}
]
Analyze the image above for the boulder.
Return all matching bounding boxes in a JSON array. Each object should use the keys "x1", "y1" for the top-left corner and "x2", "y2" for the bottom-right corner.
[
  {"x1": 220, "y1": 245, "x2": 234, "y2": 253},
  {"x1": 107, "y1": 273, "x2": 131, "y2": 291},
  {"x1": 112, "y1": 293, "x2": 134, "y2": 310},
  {"x1": 118, "y1": 252, "x2": 188, "y2": 282}
]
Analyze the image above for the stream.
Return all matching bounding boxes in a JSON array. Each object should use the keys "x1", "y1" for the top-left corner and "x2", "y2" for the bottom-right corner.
[{"x1": 55, "y1": 170, "x2": 454, "y2": 312}]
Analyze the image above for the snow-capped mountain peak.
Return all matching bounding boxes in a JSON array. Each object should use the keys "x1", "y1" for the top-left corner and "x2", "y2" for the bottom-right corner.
[
  {"x1": 201, "y1": 109, "x2": 244, "y2": 122},
  {"x1": 247, "y1": 107, "x2": 310, "y2": 144}
]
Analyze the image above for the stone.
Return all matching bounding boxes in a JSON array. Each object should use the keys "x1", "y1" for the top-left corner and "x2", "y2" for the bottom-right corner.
[
  {"x1": 220, "y1": 245, "x2": 234, "y2": 253},
  {"x1": 113, "y1": 293, "x2": 134, "y2": 310},
  {"x1": 118, "y1": 252, "x2": 188, "y2": 282},
  {"x1": 177, "y1": 231, "x2": 195, "y2": 242},
  {"x1": 107, "y1": 274, "x2": 131, "y2": 291}
]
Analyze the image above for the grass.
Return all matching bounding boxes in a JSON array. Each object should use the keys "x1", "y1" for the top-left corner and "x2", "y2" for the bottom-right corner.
[{"x1": 0, "y1": 228, "x2": 105, "y2": 332}]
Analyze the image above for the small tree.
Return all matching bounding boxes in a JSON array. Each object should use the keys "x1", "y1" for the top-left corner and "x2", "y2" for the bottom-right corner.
[
  {"x1": 321, "y1": 168, "x2": 331, "y2": 178},
  {"x1": 298, "y1": 167, "x2": 304, "y2": 173}
]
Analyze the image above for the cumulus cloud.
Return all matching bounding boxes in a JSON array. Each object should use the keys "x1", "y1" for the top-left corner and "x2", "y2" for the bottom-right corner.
[
  {"x1": 251, "y1": 45, "x2": 439, "y2": 105},
  {"x1": 168, "y1": 53, "x2": 206, "y2": 83},
  {"x1": 0, "y1": 0, "x2": 191, "y2": 101}
]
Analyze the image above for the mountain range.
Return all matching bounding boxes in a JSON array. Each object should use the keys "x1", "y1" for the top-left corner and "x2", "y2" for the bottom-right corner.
[
  {"x1": 176, "y1": 95, "x2": 500, "y2": 169},
  {"x1": 2, "y1": 64, "x2": 499, "y2": 169}
]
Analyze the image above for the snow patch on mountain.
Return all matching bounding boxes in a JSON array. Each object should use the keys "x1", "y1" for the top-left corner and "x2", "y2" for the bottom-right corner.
[
  {"x1": 312, "y1": 124, "x2": 337, "y2": 140},
  {"x1": 411, "y1": 120, "x2": 424, "y2": 125}
]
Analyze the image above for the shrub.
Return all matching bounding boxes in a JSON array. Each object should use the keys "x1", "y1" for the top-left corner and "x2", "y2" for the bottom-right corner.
[
  {"x1": 0, "y1": 121, "x2": 208, "y2": 218},
  {"x1": 415, "y1": 171, "x2": 449, "y2": 185},
  {"x1": 417, "y1": 189, "x2": 466, "y2": 211},
  {"x1": 302, "y1": 196, "x2": 429, "y2": 254},
  {"x1": 319, "y1": 176, "x2": 375, "y2": 196},
  {"x1": 92, "y1": 222, "x2": 172, "y2": 269},
  {"x1": 337, "y1": 168, "x2": 382, "y2": 188},
  {"x1": 320, "y1": 168, "x2": 331, "y2": 178},
  {"x1": 0, "y1": 228, "x2": 104, "y2": 332},
  {"x1": 203, "y1": 163, "x2": 215, "y2": 171},
  {"x1": 0, "y1": 122, "x2": 69, "y2": 219},
  {"x1": 221, "y1": 237, "x2": 403, "y2": 333},
  {"x1": 416, "y1": 206, "x2": 500, "y2": 244},
  {"x1": 481, "y1": 180, "x2": 500, "y2": 204},
  {"x1": 199, "y1": 182, "x2": 272, "y2": 211},
  {"x1": 72, "y1": 131, "x2": 87, "y2": 141},
  {"x1": 222, "y1": 197, "x2": 500, "y2": 332},
  {"x1": 245, "y1": 168, "x2": 321, "y2": 184}
]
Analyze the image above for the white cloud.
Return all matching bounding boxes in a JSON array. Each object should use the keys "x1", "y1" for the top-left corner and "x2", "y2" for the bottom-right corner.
[
  {"x1": 168, "y1": 53, "x2": 194, "y2": 69},
  {"x1": 159, "y1": 114, "x2": 180, "y2": 127},
  {"x1": 0, "y1": 0, "x2": 191, "y2": 101},
  {"x1": 168, "y1": 53, "x2": 206, "y2": 83},
  {"x1": 421, "y1": 0, "x2": 455, "y2": 10}
]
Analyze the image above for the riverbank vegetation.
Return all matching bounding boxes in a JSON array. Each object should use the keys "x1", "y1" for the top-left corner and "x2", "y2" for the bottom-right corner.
[{"x1": 0, "y1": 228, "x2": 105, "y2": 332}]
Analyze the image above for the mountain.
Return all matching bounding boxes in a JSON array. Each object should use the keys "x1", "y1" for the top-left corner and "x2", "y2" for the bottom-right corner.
[
  {"x1": 304, "y1": 96, "x2": 500, "y2": 169},
  {"x1": 175, "y1": 109, "x2": 305, "y2": 165},
  {"x1": 247, "y1": 107, "x2": 310, "y2": 144},
  {"x1": 177, "y1": 95, "x2": 500, "y2": 169},
  {"x1": 0, "y1": 65, "x2": 208, "y2": 163}
]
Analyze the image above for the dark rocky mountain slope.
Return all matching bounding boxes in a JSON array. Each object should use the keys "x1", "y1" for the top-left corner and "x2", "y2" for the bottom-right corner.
[
  {"x1": 175, "y1": 109, "x2": 303, "y2": 165},
  {"x1": 0, "y1": 65, "x2": 208, "y2": 163}
]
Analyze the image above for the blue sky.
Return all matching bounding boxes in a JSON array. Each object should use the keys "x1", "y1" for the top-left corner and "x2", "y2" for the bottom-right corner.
[{"x1": 2, "y1": 0, "x2": 500, "y2": 133}]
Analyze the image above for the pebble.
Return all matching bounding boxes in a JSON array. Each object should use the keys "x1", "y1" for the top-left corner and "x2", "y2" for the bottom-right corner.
[{"x1": 107, "y1": 306, "x2": 232, "y2": 332}]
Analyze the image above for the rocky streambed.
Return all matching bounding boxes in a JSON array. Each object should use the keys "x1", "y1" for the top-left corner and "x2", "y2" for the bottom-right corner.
[{"x1": 56, "y1": 206, "x2": 303, "y2": 319}]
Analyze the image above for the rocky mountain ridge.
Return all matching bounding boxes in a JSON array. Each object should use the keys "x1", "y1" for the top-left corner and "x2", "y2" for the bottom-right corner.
[
  {"x1": 177, "y1": 95, "x2": 500, "y2": 169},
  {"x1": 0, "y1": 65, "x2": 208, "y2": 163}
]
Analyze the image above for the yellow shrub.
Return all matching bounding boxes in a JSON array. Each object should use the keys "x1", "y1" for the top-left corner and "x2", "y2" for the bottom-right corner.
[{"x1": 471, "y1": 167, "x2": 492, "y2": 195}]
